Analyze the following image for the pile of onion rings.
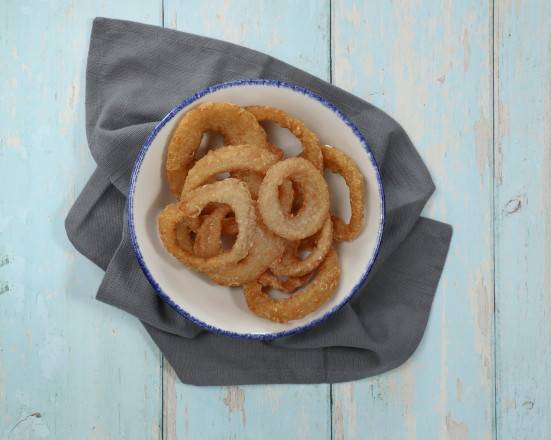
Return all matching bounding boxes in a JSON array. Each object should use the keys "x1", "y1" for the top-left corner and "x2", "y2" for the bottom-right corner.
[{"x1": 158, "y1": 102, "x2": 366, "y2": 323}]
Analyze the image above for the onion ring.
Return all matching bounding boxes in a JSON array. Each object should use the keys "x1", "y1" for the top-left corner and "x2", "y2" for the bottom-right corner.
[
  {"x1": 182, "y1": 144, "x2": 280, "y2": 194},
  {"x1": 158, "y1": 204, "x2": 202, "y2": 270},
  {"x1": 231, "y1": 172, "x2": 293, "y2": 207},
  {"x1": 206, "y1": 220, "x2": 286, "y2": 286},
  {"x1": 322, "y1": 145, "x2": 365, "y2": 241},
  {"x1": 175, "y1": 219, "x2": 194, "y2": 252},
  {"x1": 166, "y1": 102, "x2": 268, "y2": 196},
  {"x1": 162, "y1": 179, "x2": 255, "y2": 271},
  {"x1": 190, "y1": 175, "x2": 294, "y2": 241},
  {"x1": 159, "y1": 202, "x2": 250, "y2": 273},
  {"x1": 230, "y1": 143, "x2": 283, "y2": 197},
  {"x1": 270, "y1": 217, "x2": 333, "y2": 277},
  {"x1": 191, "y1": 201, "x2": 286, "y2": 285},
  {"x1": 258, "y1": 157, "x2": 329, "y2": 240},
  {"x1": 193, "y1": 204, "x2": 232, "y2": 258},
  {"x1": 232, "y1": 171, "x2": 264, "y2": 199},
  {"x1": 246, "y1": 106, "x2": 323, "y2": 170},
  {"x1": 258, "y1": 271, "x2": 311, "y2": 293},
  {"x1": 243, "y1": 248, "x2": 340, "y2": 323}
]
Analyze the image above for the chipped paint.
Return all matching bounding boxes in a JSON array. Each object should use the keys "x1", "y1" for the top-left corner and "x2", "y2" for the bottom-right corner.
[
  {"x1": 446, "y1": 414, "x2": 469, "y2": 440},
  {"x1": 3, "y1": 135, "x2": 27, "y2": 159},
  {"x1": 401, "y1": 364, "x2": 417, "y2": 440},
  {"x1": 463, "y1": 28, "x2": 470, "y2": 71},
  {"x1": 269, "y1": 31, "x2": 282, "y2": 48},
  {"x1": 59, "y1": 80, "x2": 80, "y2": 132},
  {"x1": 456, "y1": 378, "x2": 463, "y2": 402},
  {"x1": 474, "y1": 114, "x2": 491, "y2": 183},
  {"x1": 474, "y1": 263, "x2": 491, "y2": 340},
  {"x1": 223, "y1": 386, "x2": 246, "y2": 425},
  {"x1": 169, "y1": 12, "x2": 177, "y2": 29},
  {"x1": 263, "y1": 385, "x2": 283, "y2": 414},
  {"x1": 162, "y1": 359, "x2": 177, "y2": 440},
  {"x1": 438, "y1": 297, "x2": 449, "y2": 439},
  {"x1": 544, "y1": 35, "x2": 551, "y2": 339},
  {"x1": 471, "y1": 259, "x2": 493, "y2": 388},
  {"x1": 332, "y1": 391, "x2": 344, "y2": 440},
  {"x1": 495, "y1": 98, "x2": 510, "y2": 184}
]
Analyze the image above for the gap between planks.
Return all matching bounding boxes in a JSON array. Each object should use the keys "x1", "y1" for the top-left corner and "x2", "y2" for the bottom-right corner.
[{"x1": 491, "y1": 0, "x2": 499, "y2": 439}]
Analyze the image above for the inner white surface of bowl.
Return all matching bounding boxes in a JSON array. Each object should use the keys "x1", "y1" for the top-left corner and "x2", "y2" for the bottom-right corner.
[{"x1": 131, "y1": 83, "x2": 383, "y2": 337}]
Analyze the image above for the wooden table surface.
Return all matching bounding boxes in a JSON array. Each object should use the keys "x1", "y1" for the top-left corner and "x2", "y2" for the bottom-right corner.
[{"x1": 1, "y1": 1, "x2": 550, "y2": 439}]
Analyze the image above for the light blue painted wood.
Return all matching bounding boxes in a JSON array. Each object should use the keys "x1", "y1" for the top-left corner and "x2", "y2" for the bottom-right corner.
[
  {"x1": 163, "y1": 0, "x2": 330, "y2": 80},
  {"x1": 331, "y1": 1, "x2": 494, "y2": 439},
  {"x1": 0, "y1": 2, "x2": 164, "y2": 439},
  {"x1": 161, "y1": 1, "x2": 332, "y2": 439},
  {"x1": 3, "y1": 1, "x2": 551, "y2": 439},
  {"x1": 494, "y1": 1, "x2": 551, "y2": 439}
]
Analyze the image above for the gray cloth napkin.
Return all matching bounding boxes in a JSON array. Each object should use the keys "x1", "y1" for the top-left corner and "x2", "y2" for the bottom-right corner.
[{"x1": 65, "y1": 17, "x2": 453, "y2": 385}]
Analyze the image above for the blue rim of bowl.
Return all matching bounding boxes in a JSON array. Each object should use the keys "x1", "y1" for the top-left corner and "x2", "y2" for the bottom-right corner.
[{"x1": 128, "y1": 79, "x2": 385, "y2": 340}]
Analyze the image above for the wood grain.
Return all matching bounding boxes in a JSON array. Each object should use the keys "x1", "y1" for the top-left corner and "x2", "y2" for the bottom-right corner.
[
  {"x1": 494, "y1": 0, "x2": 551, "y2": 438},
  {"x1": 161, "y1": 1, "x2": 332, "y2": 439},
  {"x1": 0, "y1": 2, "x2": 164, "y2": 439},
  {"x1": 331, "y1": 1, "x2": 494, "y2": 438}
]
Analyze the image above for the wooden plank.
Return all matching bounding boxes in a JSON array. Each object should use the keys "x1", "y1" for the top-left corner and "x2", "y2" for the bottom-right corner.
[
  {"x1": 494, "y1": 1, "x2": 551, "y2": 438},
  {"x1": 161, "y1": 1, "x2": 332, "y2": 439},
  {"x1": 0, "y1": 2, "x2": 163, "y2": 439},
  {"x1": 331, "y1": 1, "x2": 494, "y2": 439}
]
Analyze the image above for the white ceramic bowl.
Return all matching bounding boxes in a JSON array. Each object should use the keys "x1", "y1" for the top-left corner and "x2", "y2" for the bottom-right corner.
[{"x1": 129, "y1": 79, "x2": 384, "y2": 339}]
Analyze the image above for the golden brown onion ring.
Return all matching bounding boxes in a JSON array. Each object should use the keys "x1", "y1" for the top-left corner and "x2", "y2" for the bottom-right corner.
[
  {"x1": 257, "y1": 271, "x2": 311, "y2": 293},
  {"x1": 258, "y1": 158, "x2": 329, "y2": 240},
  {"x1": 166, "y1": 102, "x2": 268, "y2": 196},
  {"x1": 163, "y1": 179, "x2": 255, "y2": 271},
  {"x1": 182, "y1": 144, "x2": 280, "y2": 194},
  {"x1": 206, "y1": 220, "x2": 286, "y2": 286},
  {"x1": 322, "y1": 145, "x2": 365, "y2": 241},
  {"x1": 243, "y1": 248, "x2": 340, "y2": 323},
  {"x1": 270, "y1": 217, "x2": 333, "y2": 277},
  {"x1": 193, "y1": 204, "x2": 232, "y2": 258},
  {"x1": 246, "y1": 106, "x2": 323, "y2": 170}
]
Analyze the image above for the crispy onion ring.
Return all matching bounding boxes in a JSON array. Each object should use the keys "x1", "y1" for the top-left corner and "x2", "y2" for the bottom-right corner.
[
  {"x1": 183, "y1": 144, "x2": 280, "y2": 194},
  {"x1": 193, "y1": 204, "x2": 232, "y2": 258},
  {"x1": 246, "y1": 106, "x2": 323, "y2": 170},
  {"x1": 206, "y1": 220, "x2": 286, "y2": 286},
  {"x1": 258, "y1": 271, "x2": 311, "y2": 293},
  {"x1": 258, "y1": 157, "x2": 329, "y2": 240},
  {"x1": 230, "y1": 143, "x2": 283, "y2": 197},
  {"x1": 166, "y1": 102, "x2": 268, "y2": 196},
  {"x1": 175, "y1": 219, "x2": 194, "y2": 252},
  {"x1": 232, "y1": 171, "x2": 264, "y2": 199},
  {"x1": 213, "y1": 175, "x2": 294, "y2": 237},
  {"x1": 270, "y1": 217, "x2": 333, "y2": 277},
  {"x1": 159, "y1": 203, "x2": 250, "y2": 273},
  {"x1": 243, "y1": 248, "x2": 340, "y2": 323},
  {"x1": 163, "y1": 179, "x2": 255, "y2": 271},
  {"x1": 159, "y1": 204, "x2": 202, "y2": 270},
  {"x1": 191, "y1": 202, "x2": 287, "y2": 285},
  {"x1": 322, "y1": 145, "x2": 365, "y2": 241},
  {"x1": 191, "y1": 174, "x2": 294, "y2": 241},
  {"x1": 232, "y1": 173, "x2": 295, "y2": 214}
]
